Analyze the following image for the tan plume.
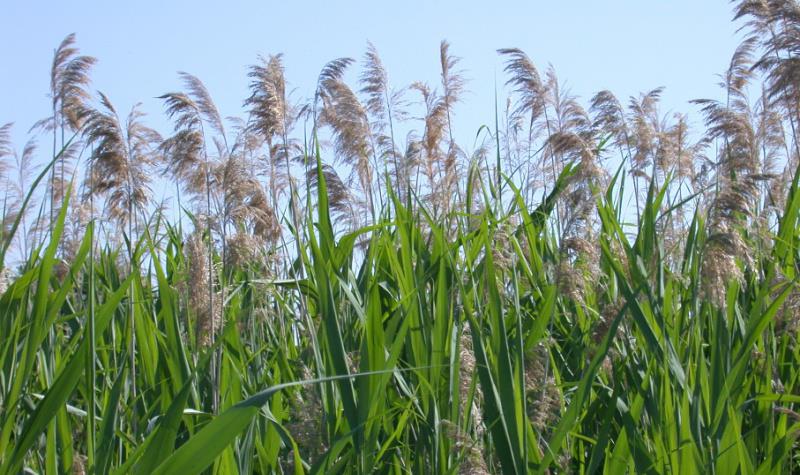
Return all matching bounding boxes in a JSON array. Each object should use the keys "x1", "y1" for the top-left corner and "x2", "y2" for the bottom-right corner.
[
  {"x1": 317, "y1": 58, "x2": 375, "y2": 215},
  {"x1": 0, "y1": 123, "x2": 12, "y2": 181},
  {"x1": 50, "y1": 33, "x2": 97, "y2": 131},
  {"x1": 82, "y1": 93, "x2": 161, "y2": 227},
  {"x1": 498, "y1": 48, "x2": 546, "y2": 123}
]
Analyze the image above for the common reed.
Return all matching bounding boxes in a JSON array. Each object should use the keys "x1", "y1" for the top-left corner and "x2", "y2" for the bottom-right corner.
[{"x1": 2, "y1": 4, "x2": 800, "y2": 474}]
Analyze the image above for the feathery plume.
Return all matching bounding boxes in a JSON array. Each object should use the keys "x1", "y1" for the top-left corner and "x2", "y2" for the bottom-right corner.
[
  {"x1": 50, "y1": 33, "x2": 97, "y2": 131},
  {"x1": 590, "y1": 90, "x2": 631, "y2": 155},
  {"x1": 82, "y1": 94, "x2": 161, "y2": 227},
  {"x1": 627, "y1": 87, "x2": 664, "y2": 177},
  {"x1": 498, "y1": 48, "x2": 546, "y2": 123},
  {"x1": 0, "y1": 266, "x2": 11, "y2": 296},
  {"x1": 661, "y1": 113, "x2": 701, "y2": 182},
  {"x1": 411, "y1": 80, "x2": 461, "y2": 215},
  {"x1": 0, "y1": 123, "x2": 12, "y2": 181},
  {"x1": 40, "y1": 34, "x2": 95, "y2": 233},
  {"x1": 360, "y1": 42, "x2": 391, "y2": 121},
  {"x1": 307, "y1": 163, "x2": 363, "y2": 230},
  {"x1": 438, "y1": 41, "x2": 465, "y2": 214},
  {"x1": 185, "y1": 230, "x2": 222, "y2": 348},
  {"x1": 178, "y1": 72, "x2": 226, "y2": 138},
  {"x1": 160, "y1": 76, "x2": 222, "y2": 208},
  {"x1": 225, "y1": 232, "x2": 269, "y2": 270},
  {"x1": 216, "y1": 149, "x2": 281, "y2": 244},
  {"x1": 315, "y1": 57, "x2": 353, "y2": 113},
  {"x1": 360, "y1": 42, "x2": 406, "y2": 190},
  {"x1": 439, "y1": 418, "x2": 489, "y2": 475},
  {"x1": 443, "y1": 325, "x2": 488, "y2": 474},
  {"x1": 8, "y1": 138, "x2": 39, "y2": 255},
  {"x1": 524, "y1": 342, "x2": 560, "y2": 435},
  {"x1": 317, "y1": 58, "x2": 375, "y2": 215},
  {"x1": 439, "y1": 40, "x2": 465, "y2": 116},
  {"x1": 245, "y1": 54, "x2": 291, "y2": 142}
]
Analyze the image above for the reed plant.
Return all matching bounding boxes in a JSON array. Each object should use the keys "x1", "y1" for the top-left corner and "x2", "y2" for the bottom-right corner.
[{"x1": 1, "y1": 2, "x2": 800, "y2": 473}]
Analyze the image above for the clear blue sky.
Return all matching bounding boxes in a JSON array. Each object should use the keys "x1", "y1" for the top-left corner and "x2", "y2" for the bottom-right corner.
[{"x1": 1, "y1": 1, "x2": 741, "y2": 175}]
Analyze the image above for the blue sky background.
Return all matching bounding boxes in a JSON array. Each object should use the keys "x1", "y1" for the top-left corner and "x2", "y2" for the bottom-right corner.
[{"x1": 1, "y1": 1, "x2": 742, "y2": 187}]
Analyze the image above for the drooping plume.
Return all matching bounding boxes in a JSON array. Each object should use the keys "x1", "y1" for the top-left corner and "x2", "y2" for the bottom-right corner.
[
  {"x1": 160, "y1": 75, "x2": 221, "y2": 206},
  {"x1": 50, "y1": 33, "x2": 97, "y2": 131},
  {"x1": 316, "y1": 57, "x2": 375, "y2": 220},
  {"x1": 82, "y1": 93, "x2": 161, "y2": 228},
  {"x1": 360, "y1": 42, "x2": 406, "y2": 196}
]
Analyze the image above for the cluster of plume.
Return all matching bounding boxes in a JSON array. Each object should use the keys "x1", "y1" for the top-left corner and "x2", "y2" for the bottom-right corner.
[
  {"x1": 1, "y1": 6, "x2": 797, "y2": 266},
  {"x1": 694, "y1": 2, "x2": 800, "y2": 307},
  {"x1": 2, "y1": 8, "x2": 799, "y2": 319},
  {"x1": 0, "y1": 37, "x2": 689, "y2": 276}
]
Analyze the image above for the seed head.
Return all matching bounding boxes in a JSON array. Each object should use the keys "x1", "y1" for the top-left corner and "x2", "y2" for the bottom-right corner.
[{"x1": 185, "y1": 230, "x2": 221, "y2": 348}]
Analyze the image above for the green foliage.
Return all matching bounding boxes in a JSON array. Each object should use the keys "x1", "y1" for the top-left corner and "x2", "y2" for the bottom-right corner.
[{"x1": 0, "y1": 152, "x2": 797, "y2": 474}]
